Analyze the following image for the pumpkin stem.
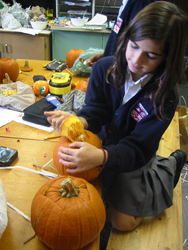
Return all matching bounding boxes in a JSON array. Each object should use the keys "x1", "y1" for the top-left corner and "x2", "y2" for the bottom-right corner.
[
  {"x1": 59, "y1": 178, "x2": 80, "y2": 198},
  {"x1": 24, "y1": 60, "x2": 30, "y2": 68},
  {"x1": 4, "y1": 73, "x2": 12, "y2": 84}
]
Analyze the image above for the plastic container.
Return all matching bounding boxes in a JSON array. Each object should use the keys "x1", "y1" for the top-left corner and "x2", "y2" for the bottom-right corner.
[
  {"x1": 49, "y1": 73, "x2": 72, "y2": 96},
  {"x1": 30, "y1": 21, "x2": 47, "y2": 30},
  {"x1": 0, "y1": 179, "x2": 8, "y2": 239},
  {"x1": 70, "y1": 18, "x2": 88, "y2": 27}
]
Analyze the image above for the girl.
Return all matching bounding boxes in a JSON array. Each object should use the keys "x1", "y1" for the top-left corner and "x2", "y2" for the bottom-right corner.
[
  {"x1": 87, "y1": 0, "x2": 156, "y2": 67},
  {"x1": 45, "y1": 1, "x2": 188, "y2": 236}
]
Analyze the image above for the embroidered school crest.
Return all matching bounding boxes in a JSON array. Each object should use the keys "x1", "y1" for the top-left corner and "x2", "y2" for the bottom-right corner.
[
  {"x1": 113, "y1": 17, "x2": 123, "y2": 34},
  {"x1": 131, "y1": 103, "x2": 148, "y2": 122}
]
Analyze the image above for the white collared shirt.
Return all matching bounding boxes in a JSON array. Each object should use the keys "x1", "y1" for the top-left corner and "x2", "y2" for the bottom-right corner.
[
  {"x1": 122, "y1": 70, "x2": 153, "y2": 104},
  {"x1": 118, "y1": 0, "x2": 129, "y2": 18}
]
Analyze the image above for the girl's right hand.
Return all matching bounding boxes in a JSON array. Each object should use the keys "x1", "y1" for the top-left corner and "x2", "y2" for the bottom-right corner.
[{"x1": 44, "y1": 111, "x2": 73, "y2": 132}]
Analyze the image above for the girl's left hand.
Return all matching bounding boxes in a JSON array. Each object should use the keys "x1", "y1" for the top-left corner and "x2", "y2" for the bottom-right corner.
[{"x1": 58, "y1": 142, "x2": 104, "y2": 173}]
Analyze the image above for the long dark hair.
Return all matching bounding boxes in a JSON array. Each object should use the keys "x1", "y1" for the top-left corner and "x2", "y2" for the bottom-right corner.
[{"x1": 108, "y1": 1, "x2": 188, "y2": 118}]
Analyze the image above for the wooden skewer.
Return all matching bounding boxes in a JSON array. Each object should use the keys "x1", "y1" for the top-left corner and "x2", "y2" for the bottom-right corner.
[{"x1": 44, "y1": 135, "x2": 61, "y2": 140}]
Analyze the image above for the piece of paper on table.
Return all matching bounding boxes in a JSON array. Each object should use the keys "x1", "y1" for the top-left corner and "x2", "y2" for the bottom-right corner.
[
  {"x1": 13, "y1": 114, "x2": 54, "y2": 132},
  {"x1": 15, "y1": 27, "x2": 42, "y2": 35},
  {"x1": 86, "y1": 13, "x2": 107, "y2": 26},
  {"x1": 0, "y1": 107, "x2": 23, "y2": 127}
]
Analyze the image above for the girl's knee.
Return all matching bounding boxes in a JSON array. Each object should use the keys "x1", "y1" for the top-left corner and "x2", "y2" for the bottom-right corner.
[
  {"x1": 111, "y1": 216, "x2": 143, "y2": 232},
  {"x1": 107, "y1": 202, "x2": 144, "y2": 232}
]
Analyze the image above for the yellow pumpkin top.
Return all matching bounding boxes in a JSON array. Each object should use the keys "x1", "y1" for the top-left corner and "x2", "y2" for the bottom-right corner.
[{"x1": 61, "y1": 115, "x2": 86, "y2": 142}]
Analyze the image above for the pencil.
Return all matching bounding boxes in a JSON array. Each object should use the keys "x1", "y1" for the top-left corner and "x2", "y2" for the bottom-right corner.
[{"x1": 44, "y1": 135, "x2": 61, "y2": 140}]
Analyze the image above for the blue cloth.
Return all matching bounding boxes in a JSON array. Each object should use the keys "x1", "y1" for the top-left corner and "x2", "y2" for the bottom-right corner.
[{"x1": 103, "y1": 0, "x2": 156, "y2": 57}]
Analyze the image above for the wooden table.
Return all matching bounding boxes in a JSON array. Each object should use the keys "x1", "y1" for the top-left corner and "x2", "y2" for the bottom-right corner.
[
  {"x1": 0, "y1": 59, "x2": 100, "y2": 250},
  {"x1": 0, "y1": 59, "x2": 183, "y2": 250}
]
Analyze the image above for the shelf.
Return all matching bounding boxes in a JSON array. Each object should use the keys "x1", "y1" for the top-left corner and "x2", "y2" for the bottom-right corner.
[
  {"x1": 95, "y1": 5, "x2": 120, "y2": 9},
  {"x1": 56, "y1": 0, "x2": 121, "y2": 20}
]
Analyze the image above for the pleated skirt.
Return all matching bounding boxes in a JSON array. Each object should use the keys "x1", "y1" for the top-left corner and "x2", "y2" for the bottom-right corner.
[{"x1": 103, "y1": 155, "x2": 176, "y2": 217}]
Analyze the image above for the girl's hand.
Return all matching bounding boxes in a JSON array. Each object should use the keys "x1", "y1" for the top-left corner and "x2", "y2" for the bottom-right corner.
[
  {"x1": 44, "y1": 111, "x2": 73, "y2": 132},
  {"x1": 58, "y1": 142, "x2": 105, "y2": 173},
  {"x1": 87, "y1": 53, "x2": 103, "y2": 67}
]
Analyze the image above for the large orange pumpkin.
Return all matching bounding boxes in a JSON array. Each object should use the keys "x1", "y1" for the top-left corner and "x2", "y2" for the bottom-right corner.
[
  {"x1": 53, "y1": 116, "x2": 103, "y2": 181},
  {"x1": 66, "y1": 49, "x2": 84, "y2": 68},
  {"x1": 0, "y1": 58, "x2": 19, "y2": 83},
  {"x1": 31, "y1": 176, "x2": 106, "y2": 250}
]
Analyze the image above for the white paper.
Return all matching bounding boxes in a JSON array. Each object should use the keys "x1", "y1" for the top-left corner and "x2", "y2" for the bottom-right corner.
[
  {"x1": 13, "y1": 114, "x2": 54, "y2": 132},
  {"x1": 14, "y1": 27, "x2": 41, "y2": 35},
  {"x1": 0, "y1": 108, "x2": 23, "y2": 127},
  {"x1": 86, "y1": 13, "x2": 107, "y2": 26},
  {"x1": 2, "y1": 27, "x2": 41, "y2": 35}
]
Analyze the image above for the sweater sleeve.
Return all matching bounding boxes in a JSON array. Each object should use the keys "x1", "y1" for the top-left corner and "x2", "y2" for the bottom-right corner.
[{"x1": 77, "y1": 56, "x2": 118, "y2": 133}]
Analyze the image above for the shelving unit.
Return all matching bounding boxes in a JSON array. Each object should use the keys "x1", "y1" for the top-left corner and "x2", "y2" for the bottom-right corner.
[
  {"x1": 55, "y1": 0, "x2": 92, "y2": 19},
  {"x1": 55, "y1": 0, "x2": 122, "y2": 20}
]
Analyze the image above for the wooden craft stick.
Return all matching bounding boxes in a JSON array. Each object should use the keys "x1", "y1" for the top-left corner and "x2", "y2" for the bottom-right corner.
[{"x1": 44, "y1": 135, "x2": 61, "y2": 140}]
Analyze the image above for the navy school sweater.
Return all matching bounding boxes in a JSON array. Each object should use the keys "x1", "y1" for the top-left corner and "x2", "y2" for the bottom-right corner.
[{"x1": 77, "y1": 56, "x2": 178, "y2": 174}]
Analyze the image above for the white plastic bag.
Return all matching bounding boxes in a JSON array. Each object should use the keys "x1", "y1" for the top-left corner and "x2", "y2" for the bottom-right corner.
[
  {"x1": 0, "y1": 179, "x2": 8, "y2": 239},
  {"x1": 71, "y1": 47, "x2": 104, "y2": 76},
  {"x1": 1, "y1": 12, "x2": 21, "y2": 29},
  {"x1": 0, "y1": 81, "x2": 35, "y2": 111}
]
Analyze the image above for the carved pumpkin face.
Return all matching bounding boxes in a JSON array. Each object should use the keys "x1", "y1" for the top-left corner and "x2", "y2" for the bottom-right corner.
[{"x1": 0, "y1": 58, "x2": 19, "y2": 83}]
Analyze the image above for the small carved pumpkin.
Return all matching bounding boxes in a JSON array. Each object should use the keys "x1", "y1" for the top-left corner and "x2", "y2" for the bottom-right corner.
[
  {"x1": 66, "y1": 49, "x2": 84, "y2": 68},
  {"x1": 33, "y1": 80, "x2": 49, "y2": 96},
  {"x1": 0, "y1": 58, "x2": 19, "y2": 83},
  {"x1": 31, "y1": 176, "x2": 106, "y2": 250},
  {"x1": 53, "y1": 116, "x2": 102, "y2": 181}
]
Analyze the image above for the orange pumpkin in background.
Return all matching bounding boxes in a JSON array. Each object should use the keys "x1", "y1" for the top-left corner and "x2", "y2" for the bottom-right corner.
[
  {"x1": 31, "y1": 176, "x2": 106, "y2": 250},
  {"x1": 75, "y1": 79, "x2": 88, "y2": 92},
  {"x1": 33, "y1": 80, "x2": 49, "y2": 96},
  {"x1": 66, "y1": 49, "x2": 84, "y2": 68},
  {"x1": 0, "y1": 58, "x2": 19, "y2": 83},
  {"x1": 53, "y1": 116, "x2": 103, "y2": 181}
]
